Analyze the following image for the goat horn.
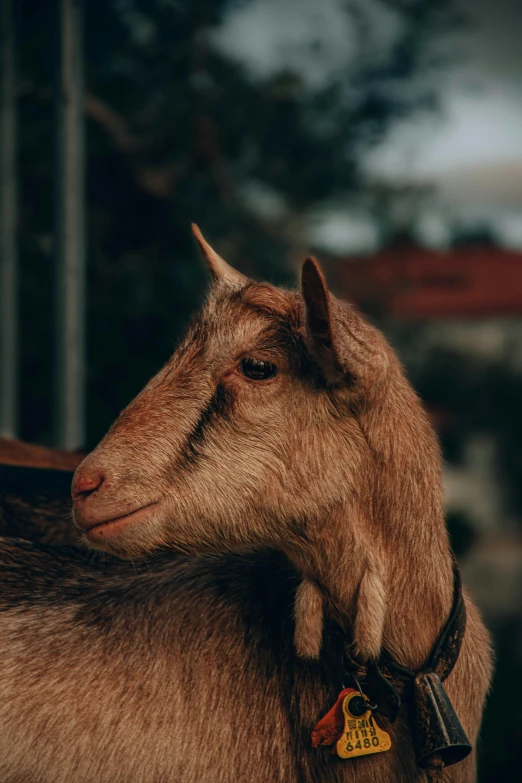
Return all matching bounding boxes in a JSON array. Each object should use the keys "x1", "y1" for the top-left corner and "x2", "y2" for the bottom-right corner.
[{"x1": 191, "y1": 224, "x2": 247, "y2": 287}]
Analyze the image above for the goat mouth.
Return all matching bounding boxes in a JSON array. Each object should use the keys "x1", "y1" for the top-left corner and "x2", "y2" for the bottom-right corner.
[{"x1": 83, "y1": 502, "x2": 160, "y2": 541}]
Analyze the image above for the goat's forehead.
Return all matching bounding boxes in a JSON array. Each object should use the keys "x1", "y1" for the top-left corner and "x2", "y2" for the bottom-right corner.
[{"x1": 191, "y1": 282, "x2": 302, "y2": 347}]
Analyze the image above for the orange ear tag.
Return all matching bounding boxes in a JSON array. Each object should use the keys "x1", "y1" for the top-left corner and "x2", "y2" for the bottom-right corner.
[
  {"x1": 312, "y1": 688, "x2": 392, "y2": 758},
  {"x1": 335, "y1": 691, "x2": 392, "y2": 759},
  {"x1": 312, "y1": 688, "x2": 353, "y2": 748}
]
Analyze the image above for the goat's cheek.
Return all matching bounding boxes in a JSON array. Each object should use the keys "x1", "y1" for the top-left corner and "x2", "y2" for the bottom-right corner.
[
  {"x1": 157, "y1": 501, "x2": 226, "y2": 553},
  {"x1": 158, "y1": 470, "x2": 264, "y2": 551}
]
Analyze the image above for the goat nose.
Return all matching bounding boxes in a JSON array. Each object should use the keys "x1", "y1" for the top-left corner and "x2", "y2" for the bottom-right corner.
[{"x1": 72, "y1": 469, "x2": 104, "y2": 501}]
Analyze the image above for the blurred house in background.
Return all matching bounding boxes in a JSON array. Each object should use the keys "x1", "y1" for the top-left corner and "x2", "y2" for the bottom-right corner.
[
  {"x1": 325, "y1": 245, "x2": 522, "y2": 318},
  {"x1": 1, "y1": 0, "x2": 521, "y2": 779}
]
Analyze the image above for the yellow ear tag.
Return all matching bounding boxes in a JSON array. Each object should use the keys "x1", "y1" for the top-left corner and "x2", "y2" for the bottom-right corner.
[{"x1": 335, "y1": 692, "x2": 392, "y2": 759}]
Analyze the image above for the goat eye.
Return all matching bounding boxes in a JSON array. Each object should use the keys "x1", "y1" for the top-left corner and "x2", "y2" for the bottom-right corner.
[{"x1": 239, "y1": 358, "x2": 277, "y2": 381}]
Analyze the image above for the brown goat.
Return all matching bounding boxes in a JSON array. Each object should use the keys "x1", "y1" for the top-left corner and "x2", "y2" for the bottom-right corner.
[
  {"x1": 0, "y1": 465, "x2": 79, "y2": 545},
  {"x1": 0, "y1": 437, "x2": 84, "y2": 471},
  {"x1": 0, "y1": 228, "x2": 491, "y2": 782}
]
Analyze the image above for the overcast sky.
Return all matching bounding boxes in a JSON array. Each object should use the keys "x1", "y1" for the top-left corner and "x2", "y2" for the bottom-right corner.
[
  {"x1": 368, "y1": 0, "x2": 522, "y2": 173},
  {"x1": 214, "y1": 0, "x2": 522, "y2": 250}
]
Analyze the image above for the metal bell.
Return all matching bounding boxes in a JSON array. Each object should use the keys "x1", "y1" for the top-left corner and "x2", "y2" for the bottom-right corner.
[{"x1": 413, "y1": 671, "x2": 472, "y2": 768}]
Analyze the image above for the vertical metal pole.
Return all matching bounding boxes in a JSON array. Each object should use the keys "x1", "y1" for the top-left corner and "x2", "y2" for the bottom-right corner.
[
  {"x1": 55, "y1": 0, "x2": 85, "y2": 450},
  {"x1": 0, "y1": 0, "x2": 17, "y2": 439}
]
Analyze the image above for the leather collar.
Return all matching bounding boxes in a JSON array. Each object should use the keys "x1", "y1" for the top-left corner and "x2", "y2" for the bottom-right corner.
[{"x1": 324, "y1": 559, "x2": 466, "y2": 722}]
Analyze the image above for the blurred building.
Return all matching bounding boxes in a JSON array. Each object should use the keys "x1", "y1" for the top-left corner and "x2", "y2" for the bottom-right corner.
[{"x1": 325, "y1": 244, "x2": 522, "y2": 318}]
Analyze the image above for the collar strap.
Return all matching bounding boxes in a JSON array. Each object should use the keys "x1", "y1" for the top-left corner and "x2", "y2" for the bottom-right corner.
[
  {"x1": 325, "y1": 559, "x2": 466, "y2": 722},
  {"x1": 321, "y1": 560, "x2": 472, "y2": 773}
]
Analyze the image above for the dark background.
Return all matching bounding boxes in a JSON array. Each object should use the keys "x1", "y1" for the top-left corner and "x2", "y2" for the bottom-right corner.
[{"x1": 10, "y1": 0, "x2": 522, "y2": 778}]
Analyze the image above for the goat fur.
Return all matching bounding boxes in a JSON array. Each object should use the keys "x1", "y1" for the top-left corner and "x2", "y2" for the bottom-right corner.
[{"x1": 0, "y1": 230, "x2": 492, "y2": 781}]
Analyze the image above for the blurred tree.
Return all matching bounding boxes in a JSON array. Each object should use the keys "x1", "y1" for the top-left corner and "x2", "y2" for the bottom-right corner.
[{"x1": 17, "y1": 0, "x2": 458, "y2": 445}]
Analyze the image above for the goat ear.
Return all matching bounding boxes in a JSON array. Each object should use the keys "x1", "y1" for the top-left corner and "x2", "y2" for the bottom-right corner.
[
  {"x1": 191, "y1": 224, "x2": 247, "y2": 287},
  {"x1": 301, "y1": 257, "x2": 343, "y2": 379},
  {"x1": 301, "y1": 256, "x2": 388, "y2": 386}
]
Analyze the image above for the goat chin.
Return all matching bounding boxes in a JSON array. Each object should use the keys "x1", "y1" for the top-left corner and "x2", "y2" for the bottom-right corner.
[{"x1": 82, "y1": 511, "x2": 166, "y2": 558}]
